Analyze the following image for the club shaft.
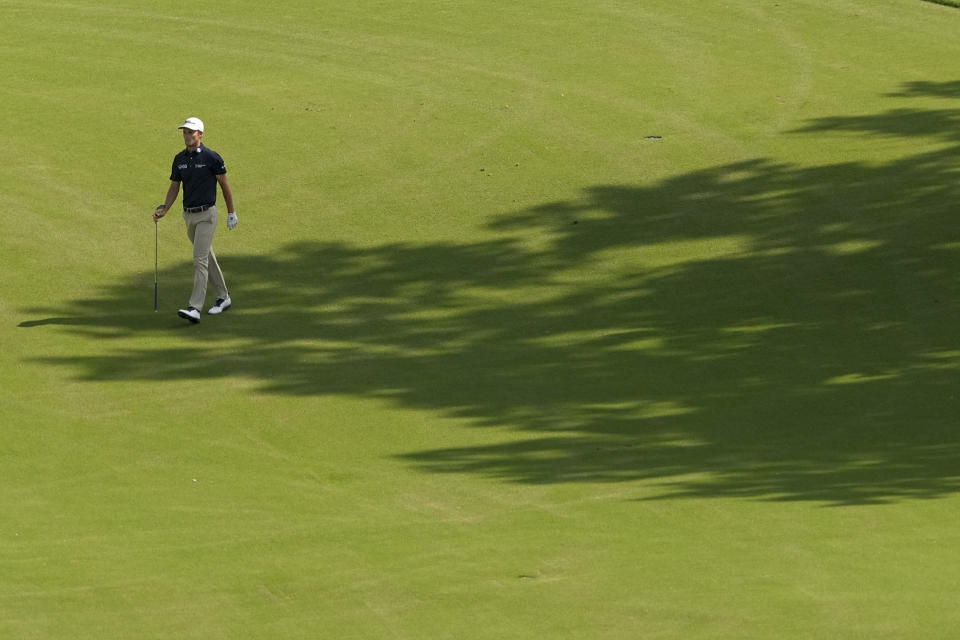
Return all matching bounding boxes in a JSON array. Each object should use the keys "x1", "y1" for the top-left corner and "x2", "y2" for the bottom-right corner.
[{"x1": 154, "y1": 223, "x2": 159, "y2": 312}]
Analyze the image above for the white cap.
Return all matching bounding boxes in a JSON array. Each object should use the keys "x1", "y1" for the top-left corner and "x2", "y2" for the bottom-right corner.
[{"x1": 177, "y1": 117, "x2": 204, "y2": 132}]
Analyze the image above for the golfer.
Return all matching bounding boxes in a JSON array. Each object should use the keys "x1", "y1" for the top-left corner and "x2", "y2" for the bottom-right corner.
[{"x1": 153, "y1": 117, "x2": 238, "y2": 323}]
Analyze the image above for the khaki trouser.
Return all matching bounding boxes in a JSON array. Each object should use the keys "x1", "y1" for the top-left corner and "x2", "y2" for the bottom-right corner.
[{"x1": 183, "y1": 205, "x2": 228, "y2": 311}]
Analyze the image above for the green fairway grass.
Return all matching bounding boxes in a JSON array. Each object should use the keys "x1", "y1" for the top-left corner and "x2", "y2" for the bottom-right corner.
[{"x1": 3, "y1": 0, "x2": 960, "y2": 637}]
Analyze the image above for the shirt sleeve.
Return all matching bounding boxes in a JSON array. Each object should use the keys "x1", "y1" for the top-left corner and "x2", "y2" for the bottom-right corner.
[
  {"x1": 211, "y1": 150, "x2": 227, "y2": 175},
  {"x1": 170, "y1": 156, "x2": 181, "y2": 182}
]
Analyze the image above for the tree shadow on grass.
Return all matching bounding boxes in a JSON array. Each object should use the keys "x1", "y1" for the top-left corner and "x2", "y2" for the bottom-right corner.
[{"x1": 18, "y1": 82, "x2": 960, "y2": 505}]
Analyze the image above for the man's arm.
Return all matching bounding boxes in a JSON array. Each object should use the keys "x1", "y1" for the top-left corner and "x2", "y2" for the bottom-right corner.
[
  {"x1": 217, "y1": 174, "x2": 238, "y2": 229},
  {"x1": 153, "y1": 181, "x2": 181, "y2": 221},
  {"x1": 216, "y1": 174, "x2": 235, "y2": 213}
]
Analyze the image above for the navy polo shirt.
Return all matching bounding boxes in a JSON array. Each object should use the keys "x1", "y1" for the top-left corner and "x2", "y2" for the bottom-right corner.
[{"x1": 170, "y1": 145, "x2": 227, "y2": 208}]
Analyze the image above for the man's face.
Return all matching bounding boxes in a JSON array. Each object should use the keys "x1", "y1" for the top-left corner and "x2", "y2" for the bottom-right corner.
[{"x1": 182, "y1": 128, "x2": 203, "y2": 150}]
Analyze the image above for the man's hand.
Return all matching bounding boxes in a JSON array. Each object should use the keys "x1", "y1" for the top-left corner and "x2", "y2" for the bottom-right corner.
[
  {"x1": 227, "y1": 211, "x2": 239, "y2": 230},
  {"x1": 153, "y1": 204, "x2": 168, "y2": 222}
]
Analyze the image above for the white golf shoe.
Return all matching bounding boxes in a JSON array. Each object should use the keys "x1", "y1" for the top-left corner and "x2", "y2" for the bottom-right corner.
[
  {"x1": 208, "y1": 297, "x2": 232, "y2": 315},
  {"x1": 177, "y1": 306, "x2": 201, "y2": 323}
]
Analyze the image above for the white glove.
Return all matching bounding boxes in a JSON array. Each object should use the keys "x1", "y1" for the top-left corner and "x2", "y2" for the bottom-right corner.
[{"x1": 227, "y1": 211, "x2": 238, "y2": 230}]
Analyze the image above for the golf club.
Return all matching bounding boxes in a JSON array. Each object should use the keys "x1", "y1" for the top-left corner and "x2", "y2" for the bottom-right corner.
[{"x1": 154, "y1": 205, "x2": 162, "y2": 312}]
